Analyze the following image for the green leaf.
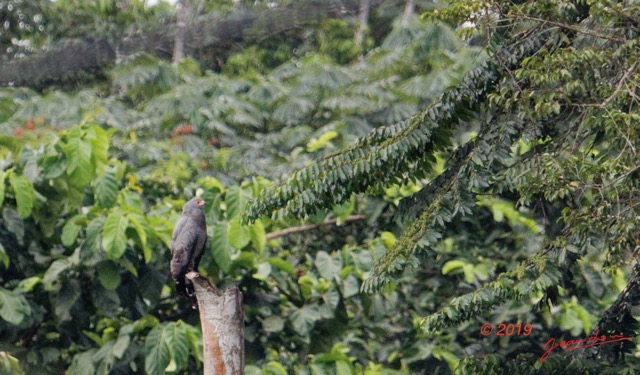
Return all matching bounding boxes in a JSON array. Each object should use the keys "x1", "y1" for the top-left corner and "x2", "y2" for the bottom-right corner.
[
  {"x1": 87, "y1": 125, "x2": 109, "y2": 175},
  {"x1": 64, "y1": 135, "x2": 94, "y2": 188},
  {"x1": 112, "y1": 334, "x2": 130, "y2": 360},
  {"x1": 314, "y1": 251, "x2": 342, "y2": 281},
  {"x1": 262, "y1": 316, "x2": 285, "y2": 333},
  {"x1": 102, "y1": 210, "x2": 129, "y2": 259},
  {"x1": 43, "y1": 259, "x2": 71, "y2": 291},
  {"x1": 164, "y1": 322, "x2": 189, "y2": 372},
  {"x1": 18, "y1": 276, "x2": 41, "y2": 292},
  {"x1": 0, "y1": 170, "x2": 6, "y2": 208},
  {"x1": 97, "y1": 261, "x2": 121, "y2": 291},
  {"x1": 145, "y1": 326, "x2": 170, "y2": 375},
  {"x1": 250, "y1": 220, "x2": 266, "y2": 255},
  {"x1": 9, "y1": 173, "x2": 34, "y2": 219},
  {"x1": 52, "y1": 280, "x2": 79, "y2": 321},
  {"x1": 211, "y1": 222, "x2": 233, "y2": 273},
  {"x1": 442, "y1": 260, "x2": 467, "y2": 275},
  {"x1": 307, "y1": 130, "x2": 338, "y2": 152},
  {"x1": 61, "y1": 219, "x2": 82, "y2": 248},
  {"x1": 128, "y1": 213, "x2": 152, "y2": 263},
  {"x1": 94, "y1": 168, "x2": 118, "y2": 208},
  {"x1": 267, "y1": 258, "x2": 296, "y2": 277},
  {"x1": 336, "y1": 360, "x2": 351, "y2": 375},
  {"x1": 67, "y1": 351, "x2": 96, "y2": 375},
  {"x1": 225, "y1": 186, "x2": 249, "y2": 219},
  {"x1": 0, "y1": 243, "x2": 8, "y2": 269},
  {"x1": 228, "y1": 217, "x2": 251, "y2": 249},
  {"x1": 0, "y1": 288, "x2": 29, "y2": 325},
  {"x1": 41, "y1": 153, "x2": 68, "y2": 179},
  {"x1": 0, "y1": 352, "x2": 26, "y2": 375},
  {"x1": 2, "y1": 208, "x2": 24, "y2": 243},
  {"x1": 289, "y1": 304, "x2": 322, "y2": 336}
]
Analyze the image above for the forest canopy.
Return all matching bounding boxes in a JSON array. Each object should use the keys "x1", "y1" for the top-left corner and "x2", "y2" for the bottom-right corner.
[{"x1": 0, "y1": 0, "x2": 639, "y2": 374}]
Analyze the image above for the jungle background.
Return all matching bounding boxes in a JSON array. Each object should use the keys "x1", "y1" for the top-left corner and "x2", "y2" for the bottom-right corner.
[{"x1": 1, "y1": 0, "x2": 639, "y2": 374}]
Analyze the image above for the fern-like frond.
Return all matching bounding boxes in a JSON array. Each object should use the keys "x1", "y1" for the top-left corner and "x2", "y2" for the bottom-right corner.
[{"x1": 245, "y1": 28, "x2": 553, "y2": 223}]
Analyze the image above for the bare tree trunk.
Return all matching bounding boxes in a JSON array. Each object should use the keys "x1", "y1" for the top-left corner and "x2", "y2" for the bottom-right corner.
[
  {"x1": 354, "y1": 0, "x2": 371, "y2": 50},
  {"x1": 187, "y1": 272, "x2": 244, "y2": 375},
  {"x1": 173, "y1": 0, "x2": 188, "y2": 65},
  {"x1": 401, "y1": 0, "x2": 415, "y2": 26}
]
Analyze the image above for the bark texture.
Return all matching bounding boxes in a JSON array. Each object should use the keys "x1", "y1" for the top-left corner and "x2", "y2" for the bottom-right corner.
[{"x1": 187, "y1": 272, "x2": 244, "y2": 375}]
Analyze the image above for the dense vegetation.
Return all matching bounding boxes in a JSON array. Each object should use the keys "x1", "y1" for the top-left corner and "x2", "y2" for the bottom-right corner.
[{"x1": 1, "y1": 0, "x2": 639, "y2": 374}]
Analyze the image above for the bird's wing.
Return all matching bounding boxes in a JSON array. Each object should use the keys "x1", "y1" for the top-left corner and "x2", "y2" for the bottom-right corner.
[
  {"x1": 170, "y1": 217, "x2": 198, "y2": 280},
  {"x1": 172, "y1": 216, "x2": 188, "y2": 242}
]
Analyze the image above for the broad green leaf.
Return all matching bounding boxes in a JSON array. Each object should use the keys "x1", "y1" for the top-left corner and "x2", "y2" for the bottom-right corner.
[
  {"x1": 145, "y1": 326, "x2": 170, "y2": 375},
  {"x1": 262, "y1": 316, "x2": 285, "y2": 333},
  {"x1": 342, "y1": 275, "x2": 360, "y2": 298},
  {"x1": 0, "y1": 170, "x2": 5, "y2": 208},
  {"x1": 41, "y1": 153, "x2": 68, "y2": 179},
  {"x1": 102, "y1": 210, "x2": 129, "y2": 259},
  {"x1": 97, "y1": 261, "x2": 121, "y2": 291},
  {"x1": 94, "y1": 168, "x2": 118, "y2": 208},
  {"x1": 128, "y1": 213, "x2": 151, "y2": 262},
  {"x1": 442, "y1": 260, "x2": 467, "y2": 275},
  {"x1": 9, "y1": 173, "x2": 34, "y2": 219},
  {"x1": 113, "y1": 324, "x2": 135, "y2": 359},
  {"x1": 61, "y1": 219, "x2": 82, "y2": 248},
  {"x1": 250, "y1": 220, "x2": 266, "y2": 255},
  {"x1": 253, "y1": 262, "x2": 272, "y2": 280},
  {"x1": 228, "y1": 217, "x2": 251, "y2": 249},
  {"x1": 211, "y1": 223, "x2": 233, "y2": 273},
  {"x1": 87, "y1": 125, "x2": 109, "y2": 175},
  {"x1": 112, "y1": 334, "x2": 130, "y2": 359},
  {"x1": 43, "y1": 259, "x2": 71, "y2": 291},
  {"x1": 289, "y1": 305, "x2": 322, "y2": 336},
  {"x1": 185, "y1": 325, "x2": 203, "y2": 366},
  {"x1": 82, "y1": 216, "x2": 105, "y2": 261},
  {"x1": 336, "y1": 360, "x2": 351, "y2": 375},
  {"x1": 164, "y1": 322, "x2": 189, "y2": 372},
  {"x1": 267, "y1": 258, "x2": 296, "y2": 277},
  {"x1": 64, "y1": 135, "x2": 94, "y2": 188},
  {"x1": 54, "y1": 280, "x2": 81, "y2": 322},
  {"x1": 67, "y1": 350, "x2": 96, "y2": 375},
  {"x1": 19, "y1": 276, "x2": 41, "y2": 292},
  {"x1": 0, "y1": 243, "x2": 8, "y2": 269},
  {"x1": 0, "y1": 288, "x2": 29, "y2": 325},
  {"x1": 314, "y1": 251, "x2": 342, "y2": 281},
  {"x1": 0, "y1": 352, "x2": 26, "y2": 375},
  {"x1": 225, "y1": 186, "x2": 250, "y2": 219},
  {"x1": 265, "y1": 361, "x2": 288, "y2": 375}
]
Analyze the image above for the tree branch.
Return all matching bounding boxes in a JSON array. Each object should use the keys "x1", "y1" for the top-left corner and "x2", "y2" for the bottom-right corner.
[{"x1": 265, "y1": 215, "x2": 365, "y2": 240}]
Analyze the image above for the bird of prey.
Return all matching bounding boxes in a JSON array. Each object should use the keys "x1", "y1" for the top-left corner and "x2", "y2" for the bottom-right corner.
[{"x1": 170, "y1": 197, "x2": 207, "y2": 308}]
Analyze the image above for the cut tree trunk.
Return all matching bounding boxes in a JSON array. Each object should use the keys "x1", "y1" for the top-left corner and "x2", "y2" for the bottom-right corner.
[{"x1": 186, "y1": 272, "x2": 244, "y2": 375}]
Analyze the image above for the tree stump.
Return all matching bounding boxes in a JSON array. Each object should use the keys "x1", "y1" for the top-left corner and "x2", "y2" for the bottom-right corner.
[{"x1": 186, "y1": 272, "x2": 244, "y2": 375}]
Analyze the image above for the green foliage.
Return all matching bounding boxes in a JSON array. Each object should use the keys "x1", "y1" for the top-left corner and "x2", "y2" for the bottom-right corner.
[{"x1": 2, "y1": 0, "x2": 640, "y2": 373}]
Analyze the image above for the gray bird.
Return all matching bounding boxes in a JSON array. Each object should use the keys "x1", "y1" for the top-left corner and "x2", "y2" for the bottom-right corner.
[{"x1": 170, "y1": 197, "x2": 207, "y2": 308}]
